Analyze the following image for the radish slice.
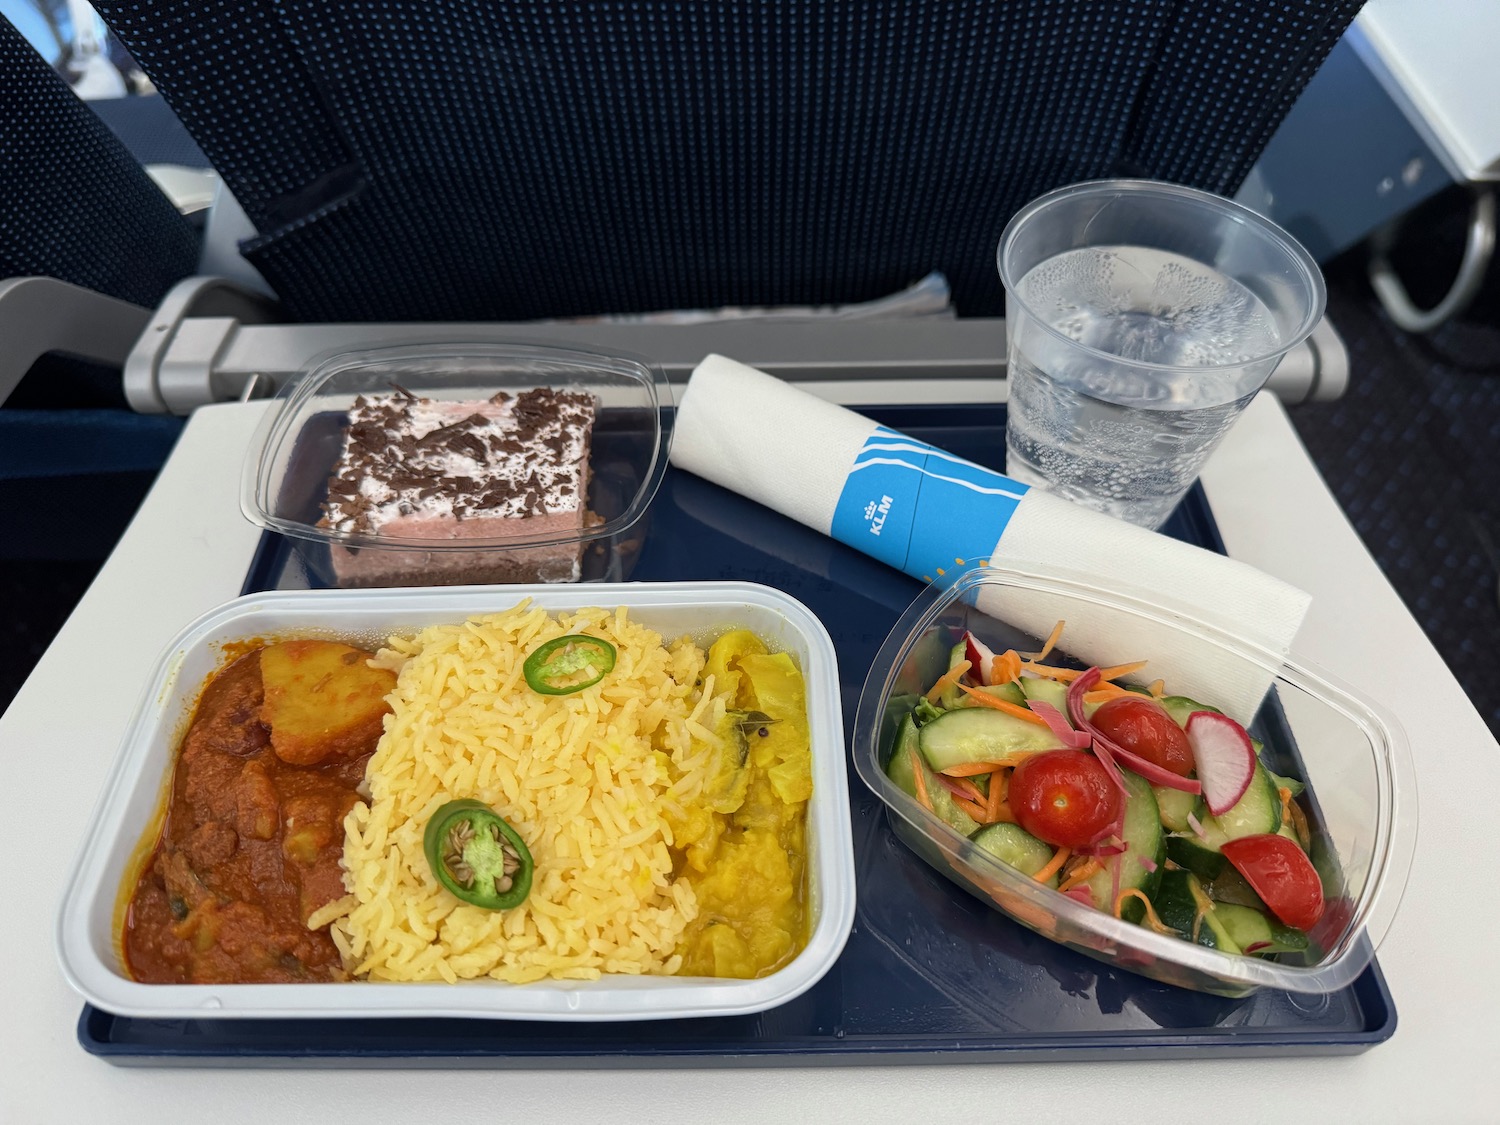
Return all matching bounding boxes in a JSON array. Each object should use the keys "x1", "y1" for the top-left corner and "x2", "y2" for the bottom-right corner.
[
  {"x1": 1025, "y1": 699, "x2": 1090, "y2": 749},
  {"x1": 1067, "y1": 668, "x2": 1202, "y2": 795},
  {"x1": 963, "y1": 632, "x2": 998, "y2": 685},
  {"x1": 1186, "y1": 711, "x2": 1256, "y2": 815},
  {"x1": 1079, "y1": 839, "x2": 1127, "y2": 858},
  {"x1": 1187, "y1": 811, "x2": 1207, "y2": 839}
]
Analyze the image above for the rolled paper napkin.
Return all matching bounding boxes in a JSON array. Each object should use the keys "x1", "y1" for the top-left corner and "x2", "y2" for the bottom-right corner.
[{"x1": 669, "y1": 354, "x2": 1311, "y2": 721}]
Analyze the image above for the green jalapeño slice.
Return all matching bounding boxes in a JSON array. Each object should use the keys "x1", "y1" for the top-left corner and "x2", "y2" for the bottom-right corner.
[
  {"x1": 522, "y1": 634, "x2": 617, "y2": 695},
  {"x1": 423, "y1": 800, "x2": 534, "y2": 910}
]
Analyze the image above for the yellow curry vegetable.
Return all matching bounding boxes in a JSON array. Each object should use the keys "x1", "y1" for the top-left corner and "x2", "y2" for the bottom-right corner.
[{"x1": 672, "y1": 629, "x2": 812, "y2": 979}]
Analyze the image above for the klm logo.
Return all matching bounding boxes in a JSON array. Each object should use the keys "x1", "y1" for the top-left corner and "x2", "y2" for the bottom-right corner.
[{"x1": 863, "y1": 495, "x2": 894, "y2": 536}]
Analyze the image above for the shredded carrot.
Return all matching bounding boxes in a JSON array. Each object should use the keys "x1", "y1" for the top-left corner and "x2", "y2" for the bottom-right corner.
[
  {"x1": 1020, "y1": 662, "x2": 1087, "y2": 682},
  {"x1": 986, "y1": 768, "x2": 1008, "y2": 821},
  {"x1": 987, "y1": 801, "x2": 1018, "y2": 825},
  {"x1": 940, "y1": 760, "x2": 1015, "y2": 777},
  {"x1": 1057, "y1": 857, "x2": 1103, "y2": 893},
  {"x1": 1187, "y1": 875, "x2": 1218, "y2": 944},
  {"x1": 1033, "y1": 845, "x2": 1072, "y2": 884},
  {"x1": 952, "y1": 794, "x2": 990, "y2": 823},
  {"x1": 1021, "y1": 660, "x2": 1148, "y2": 685},
  {"x1": 1278, "y1": 786, "x2": 1293, "y2": 826},
  {"x1": 1082, "y1": 685, "x2": 1135, "y2": 705},
  {"x1": 939, "y1": 755, "x2": 1035, "y2": 776},
  {"x1": 992, "y1": 649, "x2": 1023, "y2": 685},
  {"x1": 908, "y1": 747, "x2": 934, "y2": 813},
  {"x1": 1115, "y1": 888, "x2": 1175, "y2": 935},
  {"x1": 1023, "y1": 620, "x2": 1066, "y2": 662},
  {"x1": 958, "y1": 683, "x2": 1049, "y2": 725},
  {"x1": 952, "y1": 776, "x2": 988, "y2": 805},
  {"x1": 924, "y1": 659, "x2": 972, "y2": 703},
  {"x1": 1148, "y1": 679, "x2": 1165, "y2": 698}
]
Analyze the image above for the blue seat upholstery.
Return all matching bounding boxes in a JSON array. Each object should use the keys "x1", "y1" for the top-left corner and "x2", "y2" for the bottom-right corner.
[
  {"x1": 0, "y1": 16, "x2": 198, "y2": 556},
  {"x1": 0, "y1": 18, "x2": 196, "y2": 312},
  {"x1": 91, "y1": 0, "x2": 1364, "y2": 323},
  {"x1": 0, "y1": 2, "x2": 1366, "y2": 554}
]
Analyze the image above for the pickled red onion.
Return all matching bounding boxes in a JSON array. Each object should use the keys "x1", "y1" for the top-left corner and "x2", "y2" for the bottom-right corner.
[
  {"x1": 1026, "y1": 699, "x2": 1090, "y2": 750},
  {"x1": 1067, "y1": 668, "x2": 1202, "y2": 795}
]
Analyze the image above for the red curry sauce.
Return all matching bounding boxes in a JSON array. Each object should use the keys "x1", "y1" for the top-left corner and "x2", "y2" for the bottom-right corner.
[{"x1": 123, "y1": 650, "x2": 378, "y2": 983}]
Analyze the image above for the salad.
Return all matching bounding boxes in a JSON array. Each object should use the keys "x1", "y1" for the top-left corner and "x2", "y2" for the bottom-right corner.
[{"x1": 884, "y1": 623, "x2": 1324, "y2": 960}]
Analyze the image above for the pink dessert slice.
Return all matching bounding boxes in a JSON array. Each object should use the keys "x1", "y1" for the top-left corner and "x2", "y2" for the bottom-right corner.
[{"x1": 319, "y1": 386, "x2": 596, "y2": 586}]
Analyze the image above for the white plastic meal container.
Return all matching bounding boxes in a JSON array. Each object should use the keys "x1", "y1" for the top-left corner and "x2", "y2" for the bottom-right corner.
[{"x1": 57, "y1": 582, "x2": 855, "y2": 1021}]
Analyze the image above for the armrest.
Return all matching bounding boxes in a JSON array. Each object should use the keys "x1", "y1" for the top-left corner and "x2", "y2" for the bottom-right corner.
[{"x1": 0, "y1": 277, "x2": 151, "y2": 407}]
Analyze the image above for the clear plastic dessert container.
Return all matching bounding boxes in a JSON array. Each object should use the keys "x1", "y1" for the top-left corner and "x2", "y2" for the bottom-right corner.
[
  {"x1": 851, "y1": 564, "x2": 1417, "y2": 998},
  {"x1": 57, "y1": 582, "x2": 855, "y2": 1021},
  {"x1": 241, "y1": 342, "x2": 671, "y2": 588}
]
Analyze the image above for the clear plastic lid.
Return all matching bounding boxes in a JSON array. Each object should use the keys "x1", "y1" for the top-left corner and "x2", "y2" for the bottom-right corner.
[{"x1": 242, "y1": 341, "x2": 672, "y2": 556}]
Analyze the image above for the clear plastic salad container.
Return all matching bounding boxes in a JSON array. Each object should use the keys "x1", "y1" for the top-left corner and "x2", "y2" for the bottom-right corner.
[
  {"x1": 851, "y1": 564, "x2": 1417, "y2": 997},
  {"x1": 241, "y1": 342, "x2": 671, "y2": 588}
]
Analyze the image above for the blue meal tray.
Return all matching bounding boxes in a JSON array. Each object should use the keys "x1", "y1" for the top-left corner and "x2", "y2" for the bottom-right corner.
[{"x1": 79, "y1": 403, "x2": 1395, "y2": 1066}]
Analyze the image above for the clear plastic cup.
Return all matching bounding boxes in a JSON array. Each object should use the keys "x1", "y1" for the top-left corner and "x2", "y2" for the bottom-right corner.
[{"x1": 998, "y1": 180, "x2": 1326, "y2": 530}]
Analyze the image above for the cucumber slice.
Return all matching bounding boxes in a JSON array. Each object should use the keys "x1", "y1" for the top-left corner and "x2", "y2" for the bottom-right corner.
[
  {"x1": 1212, "y1": 902, "x2": 1273, "y2": 953},
  {"x1": 1154, "y1": 869, "x2": 1243, "y2": 953},
  {"x1": 1211, "y1": 903, "x2": 1308, "y2": 956},
  {"x1": 1197, "y1": 761, "x2": 1281, "y2": 848},
  {"x1": 1153, "y1": 784, "x2": 1205, "y2": 833},
  {"x1": 954, "y1": 682, "x2": 1026, "y2": 709},
  {"x1": 1165, "y1": 834, "x2": 1227, "y2": 881},
  {"x1": 1163, "y1": 760, "x2": 1282, "y2": 882},
  {"x1": 918, "y1": 707, "x2": 1066, "y2": 772},
  {"x1": 1160, "y1": 695, "x2": 1222, "y2": 728},
  {"x1": 886, "y1": 714, "x2": 979, "y2": 836},
  {"x1": 1018, "y1": 676, "x2": 1070, "y2": 715},
  {"x1": 1084, "y1": 769, "x2": 1164, "y2": 922},
  {"x1": 1269, "y1": 769, "x2": 1306, "y2": 798},
  {"x1": 971, "y1": 823, "x2": 1059, "y2": 887}
]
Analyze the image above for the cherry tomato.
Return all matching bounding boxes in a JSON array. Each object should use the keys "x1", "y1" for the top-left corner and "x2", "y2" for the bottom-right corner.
[
  {"x1": 1220, "y1": 833, "x2": 1325, "y2": 931},
  {"x1": 1090, "y1": 696, "x2": 1195, "y2": 777},
  {"x1": 1008, "y1": 749, "x2": 1121, "y2": 848}
]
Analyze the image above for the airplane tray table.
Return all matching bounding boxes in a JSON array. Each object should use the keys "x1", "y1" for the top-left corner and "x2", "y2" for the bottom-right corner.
[{"x1": 78, "y1": 403, "x2": 1395, "y2": 1067}]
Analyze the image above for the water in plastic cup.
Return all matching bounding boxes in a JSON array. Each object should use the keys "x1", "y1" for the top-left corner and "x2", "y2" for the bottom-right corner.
[{"x1": 998, "y1": 180, "x2": 1326, "y2": 529}]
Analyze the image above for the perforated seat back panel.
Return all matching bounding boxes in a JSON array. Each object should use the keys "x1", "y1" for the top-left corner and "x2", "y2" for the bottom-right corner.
[
  {"x1": 92, "y1": 1, "x2": 1362, "y2": 321},
  {"x1": 0, "y1": 17, "x2": 197, "y2": 308}
]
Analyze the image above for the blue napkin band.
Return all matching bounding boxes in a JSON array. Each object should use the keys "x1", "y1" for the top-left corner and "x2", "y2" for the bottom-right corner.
[{"x1": 829, "y1": 426, "x2": 1031, "y2": 586}]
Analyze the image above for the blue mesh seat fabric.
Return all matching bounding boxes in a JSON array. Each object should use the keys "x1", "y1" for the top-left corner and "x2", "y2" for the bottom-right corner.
[
  {"x1": 0, "y1": 18, "x2": 197, "y2": 310},
  {"x1": 92, "y1": 0, "x2": 1363, "y2": 323},
  {"x1": 0, "y1": 17, "x2": 197, "y2": 556}
]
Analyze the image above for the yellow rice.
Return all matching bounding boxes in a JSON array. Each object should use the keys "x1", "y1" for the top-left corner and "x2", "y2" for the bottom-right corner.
[{"x1": 328, "y1": 602, "x2": 728, "y2": 983}]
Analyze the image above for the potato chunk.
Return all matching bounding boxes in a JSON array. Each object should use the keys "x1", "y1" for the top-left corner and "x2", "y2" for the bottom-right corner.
[{"x1": 259, "y1": 640, "x2": 395, "y2": 765}]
